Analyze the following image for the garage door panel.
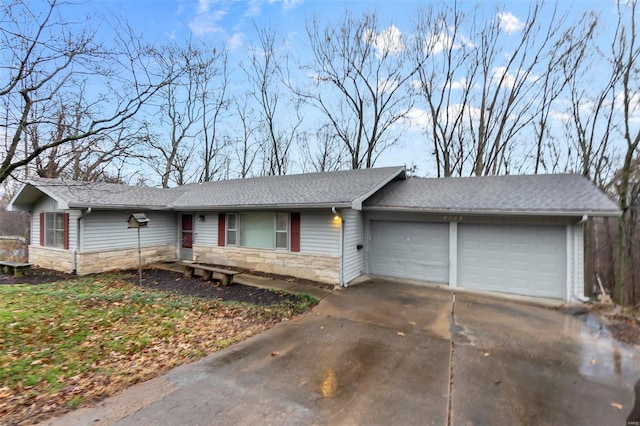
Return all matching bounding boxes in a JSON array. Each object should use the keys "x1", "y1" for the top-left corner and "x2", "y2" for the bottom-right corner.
[
  {"x1": 458, "y1": 224, "x2": 566, "y2": 299},
  {"x1": 369, "y1": 221, "x2": 449, "y2": 283}
]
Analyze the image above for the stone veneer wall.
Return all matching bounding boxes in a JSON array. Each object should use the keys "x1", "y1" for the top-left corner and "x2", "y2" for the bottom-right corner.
[
  {"x1": 193, "y1": 245, "x2": 340, "y2": 284},
  {"x1": 77, "y1": 244, "x2": 177, "y2": 275},
  {"x1": 29, "y1": 246, "x2": 74, "y2": 273}
]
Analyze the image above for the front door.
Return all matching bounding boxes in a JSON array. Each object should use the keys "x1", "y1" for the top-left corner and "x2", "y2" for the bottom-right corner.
[{"x1": 180, "y1": 214, "x2": 193, "y2": 260}]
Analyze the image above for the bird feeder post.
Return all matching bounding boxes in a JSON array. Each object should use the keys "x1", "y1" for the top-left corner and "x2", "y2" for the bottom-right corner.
[{"x1": 127, "y1": 213, "x2": 150, "y2": 286}]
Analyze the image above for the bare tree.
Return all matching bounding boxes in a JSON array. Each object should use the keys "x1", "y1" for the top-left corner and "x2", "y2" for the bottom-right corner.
[
  {"x1": 0, "y1": 0, "x2": 173, "y2": 184},
  {"x1": 411, "y1": 2, "x2": 596, "y2": 176},
  {"x1": 410, "y1": 3, "x2": 476, "y2": 177},
  {"x1": 242, "y1": 25, "x2": 300, "y2": 176},
  {"x1": 231, "y1": 94, "x2": 260, "y2": 178},
  {"x1": 199, "y1": 49, "x2": 230, "y2": 182},
  {"x1": 300, "y1": 125, "x2": 347, "y2": 172},
  {"x1": 613, "y1": 0, "x2": 640, "y2": 305},
  {"x1": 145, "y1": 41, "x2": 222, "y2": 187},
  {"x1": 299, "y1": 11, "x2": 419, "y2": 170}
]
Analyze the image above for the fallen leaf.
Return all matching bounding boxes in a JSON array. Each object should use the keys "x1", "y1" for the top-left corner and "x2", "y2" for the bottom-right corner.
[
  {"x1": 270, "y1": 352, "x2": 280, "y2": 357},
  {"x1": 408, "y1": 321, "x2": 417, "y2": 326},
  {"x1": 610, "y1": 402, "x2": 623, "y2": 410},
  {"x1": 397, "y1": 332, "x2": 405, "y2": 337},
  {"x1": 483, "y1": 351, "x2": 490, "y2": 357}
]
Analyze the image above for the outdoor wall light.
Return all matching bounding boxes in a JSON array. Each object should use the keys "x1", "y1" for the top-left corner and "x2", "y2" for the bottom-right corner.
[
  {"x1": 198, "y1": 215, "x2": 205, "y2": 222},
  {"x1": 331, "y1": 207, "x2": 342, "y2": 222}
]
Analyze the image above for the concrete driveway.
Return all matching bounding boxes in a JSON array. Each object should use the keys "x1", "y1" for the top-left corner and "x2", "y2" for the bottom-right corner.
[{"x1": 46, "y1": 279, "x2": 640, "y2": 425}]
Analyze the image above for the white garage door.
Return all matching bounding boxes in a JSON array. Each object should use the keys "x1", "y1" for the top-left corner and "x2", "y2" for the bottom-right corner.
[
  {"x1": 458, "y1": 224, "x2": 566, "y2": 299},
  {"x1": 369, "y1": 221, "x2": 449, "y2": 283}
]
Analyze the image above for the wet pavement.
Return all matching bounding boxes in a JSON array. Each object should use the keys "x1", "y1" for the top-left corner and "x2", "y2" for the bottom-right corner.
[{"x1": 42, "y1": 279, "x2": 640, "y2": 425}]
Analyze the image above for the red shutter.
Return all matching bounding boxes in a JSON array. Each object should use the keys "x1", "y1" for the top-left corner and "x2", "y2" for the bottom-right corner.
[
  {"x1": 218, "y1": 213, "x2": 226, "y2": 246},
  {"x1": 63, "y1": 213, "x2": 70, "y2": 250},
  {"x1": 290, "y1": 212, "x2": 300, "y2": 252},
  {"x1": 39, "y1": 212, "x2": 45, "y2": 246}
]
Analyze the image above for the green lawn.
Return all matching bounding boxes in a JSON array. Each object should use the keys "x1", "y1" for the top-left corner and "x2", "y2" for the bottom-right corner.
[{"x1": 0, "y1": 274, "x2": 316, "y2": 424}]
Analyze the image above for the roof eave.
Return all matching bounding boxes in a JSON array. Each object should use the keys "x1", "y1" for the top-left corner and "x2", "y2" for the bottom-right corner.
[
  {"x1": 351, "y1": 166, "x2": 406, "y2": 210},
  {"x1": 173, "y1": 202, "x2": 353, "y2": 211},
  {"x1": 68, "y1": 203, "x2": 174, "y2": 211},
  {"x1": 8, "y1": 182, "x2": 70, "y2": 211},
  {"x1": 363, "y1": 206, "x2": 622, "y2": 217}
]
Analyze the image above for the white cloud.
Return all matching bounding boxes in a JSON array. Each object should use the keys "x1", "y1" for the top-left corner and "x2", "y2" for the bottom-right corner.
[
  {"x1": 403, "y1": 108, "x2": 430, "y2": 131},
  {"x1": 445, "y1": 78, "x2": 467, "y2": 90},
  {"x1": 491, "y1": 66, "x2": 515, "y2": 89},
  {"x1": 424, "y1": 31, "x2": 475, "y2": 55},
  {"x1": 378, "y1": 79, "x2": 399, "y2": 93},
  {"x1": 550, "y1": 111, "x2": 571, "y2": 122},
  {"x1": 497, "y1": 12, "x2": 524, "y2": 35},
  {"x1": 227, "y1": 32, "x2": 244, "y2": 51},
  {"x1": 198, "y1": 0, "x2": 213, "y2": 13},
  {"x1": 363, "y1": 25, "x2": 404, "y2": 59},
  {"x1": 188, "y1": 5, "x2": 228, "y2": 36}
]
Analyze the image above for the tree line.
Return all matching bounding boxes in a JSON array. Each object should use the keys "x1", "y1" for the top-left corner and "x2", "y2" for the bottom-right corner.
[{"x1": 1, "y1": 0, "x2": 639, "y2": 305}]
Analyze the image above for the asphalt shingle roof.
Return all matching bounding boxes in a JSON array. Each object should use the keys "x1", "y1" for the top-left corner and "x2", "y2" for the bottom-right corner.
[
  {"x1": 171, "y1": 166, "x2": 406, "y2": 209},
  {"x1": 26, "y1": 178, "x2": 184, "y2": 209},
  {"x1": 364, "y1": 174, "x2": 620, "y2": 216},
  {"x1": 11, "y1": 169, "x2": 619, "y2": 217}
]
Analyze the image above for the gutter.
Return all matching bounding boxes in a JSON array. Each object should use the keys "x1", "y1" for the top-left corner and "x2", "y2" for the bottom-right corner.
[
  {"x1": 73, "y1": 207, "x2": 92, "y2": 274},
  {"x1": 362, "y1": 206, "x2": 622, "y2": 218},
  {"x1": 573, "y1": 215, "x2": 590, "y2": 303}
]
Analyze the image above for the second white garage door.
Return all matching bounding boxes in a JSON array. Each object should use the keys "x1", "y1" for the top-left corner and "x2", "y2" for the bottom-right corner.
[
  {"x1": 457, "y1": 224, "x2": 566, "y2": 299},
  {"x1": 369, "y1": 221, "x2": 449, "y2": 283}
]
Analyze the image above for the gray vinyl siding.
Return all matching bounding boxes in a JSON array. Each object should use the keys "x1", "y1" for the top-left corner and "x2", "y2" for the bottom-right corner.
[
  {"x1": 82, "y1": 211, "x2": 177, "y2": 251},
  {"x1": 31, "y1": 196, "x2": 80, "y2": 249},
  {"x1": 342, "y1": 209, "x2": 364, "y2": 283},
  {"x1": 300, "y1": 211, "x2": 340, "y2": 256},
  {"x1": 193, "y1": 212, "x2": 218, "y2": 246}
]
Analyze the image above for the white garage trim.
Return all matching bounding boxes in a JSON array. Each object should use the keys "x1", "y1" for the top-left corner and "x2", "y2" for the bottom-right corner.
[{"x1": 449, "y1": 222, "x2": 458, "y2": 288}]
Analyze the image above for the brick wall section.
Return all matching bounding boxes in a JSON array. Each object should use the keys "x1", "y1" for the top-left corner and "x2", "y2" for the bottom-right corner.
[{"x1": 193, "y1": 245, "x2": 340, "y2": 284}]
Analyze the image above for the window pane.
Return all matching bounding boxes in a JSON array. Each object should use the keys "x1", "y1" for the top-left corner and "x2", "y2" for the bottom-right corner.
[
  {"x1": 227, "y1": 213, "x2": 236, "y2": 230},
  {"x1": 276, "y1": 232, "x2": 287, "y2": 249},
  {"x1": 45, "y1": 213, "x2": 55, "y2": 246},
  {"x1": 240, "y1": 213, "x2": 274, "y2": 248},
  {"x1": 55, "y1": 213, "x2": 64, "y2": 229},
  {"x1": 276, "y1": 213, "x2": 288, "y2": 231},
  {"x1": 55, "y1": 230, "x2": 64, "y2": 248},
  {"x1": 227, "y1": 230, "x2": 236, "y2": 245}
]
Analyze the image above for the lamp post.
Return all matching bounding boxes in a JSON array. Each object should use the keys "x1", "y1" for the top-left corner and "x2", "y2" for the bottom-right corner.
[{"x1": 127, "y1": 213, "x2": 150, "y2": 285}]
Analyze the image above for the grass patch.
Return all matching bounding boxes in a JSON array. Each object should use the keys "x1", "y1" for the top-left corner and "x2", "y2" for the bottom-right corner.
[{"x1": 0, "y1": 273, "x2": 315, "y2": 424}]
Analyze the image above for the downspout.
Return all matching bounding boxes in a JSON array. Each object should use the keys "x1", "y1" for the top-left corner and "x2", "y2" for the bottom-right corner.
[
  {"x1": 332, "y1": 207, "x2": 346, "y2": 288},
  {"x1": 73, "y1": 207, "x2": 92, "y2": 274},
  {"x1": 573, "y1": 214, "x2": 589, "y2": 303}
]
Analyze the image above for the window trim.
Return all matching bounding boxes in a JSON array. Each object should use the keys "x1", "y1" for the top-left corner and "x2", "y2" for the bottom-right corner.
[
  {"x1": 41, "y1": 212, "x2": 68, "y2": 249},
  {"x1": 226, "y1": 213, "x2": 237, "y2": 246},
  {"x1": 226, "y1": 212, "x2": 289, "y2": 250}
]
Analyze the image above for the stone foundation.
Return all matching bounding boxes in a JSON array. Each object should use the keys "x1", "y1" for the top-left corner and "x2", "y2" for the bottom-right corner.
[
  {"x1": 77, "y1": 244, "x2": 177, "y2": 275},
  {"x1": 193, "y1": 245, "x2": 340, "y2": 284},
  {"x1": 29, "y1": 244, "x2": 177, "y2": 275},
  {"x1": 29, "y1": 246, "x2": 74, "y2": 273}
]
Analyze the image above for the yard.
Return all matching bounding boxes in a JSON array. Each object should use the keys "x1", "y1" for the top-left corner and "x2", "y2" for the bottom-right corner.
[{"x1": 0, "y1": 269, "x2": 317, "y2": 425}]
